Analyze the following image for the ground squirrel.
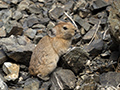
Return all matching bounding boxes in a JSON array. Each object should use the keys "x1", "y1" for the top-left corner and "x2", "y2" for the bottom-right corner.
[{"x1": 29, "y1": 21, "x2": 77, "y2": 80}]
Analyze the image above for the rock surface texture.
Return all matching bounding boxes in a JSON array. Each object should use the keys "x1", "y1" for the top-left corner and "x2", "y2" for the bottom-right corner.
[{"x1": 0, "y1": 0, "x2": 119, "y2": 90}]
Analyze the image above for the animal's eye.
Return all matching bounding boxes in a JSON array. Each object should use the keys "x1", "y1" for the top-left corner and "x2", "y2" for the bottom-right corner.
[{"x1": 63, "y1": 26, "x2": 68, "y2": 30}]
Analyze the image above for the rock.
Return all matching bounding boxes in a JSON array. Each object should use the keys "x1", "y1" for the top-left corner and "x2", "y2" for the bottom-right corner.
[
  {"x1": 27, "y1": 18, "x2": 39, "y2": 28},
  {"x1": 0, "y1": 48, "x2": 8, "y2": 65},
  {"x1": 108, "y1": 0, "x2": 120, "y2": 45},
  {"x1": 0, "y1": 9, "x2": 12, "y2": 23},
  {"x1": 72, "y1": 33, "x2": 81, "y2": 45},
  {"x1": 88, "y1": 17, "x2": 107, "y2": 25},
  {"x1": 0, "y1": 35, "x2": 17, "y2": 46},
  {"x1": 23, "y1": 78, "x2": 41, "y2": 90},
  {"x1": 33, "y1": 34, "x2": 44, "y2": 44},
  {"x1": 100, "y1": 72, "x2": 120, "y2": 87},
  {"x1": 38, "y1": 18, "x2": 50, "y2": 25},
  {"x1": 17, "y1": 0, "x2": 29, "y2": 11},
  {"x1": 0, "y1": 78, "x2": 8, "y2": 90},
  {"x1": 40, "y1": 81, "x2": 51, "y2": 90},
  {"x1": 29, "y1": 3, "x2": 42, "y2": 14},
  {"x1": 0, "y1": 1, "x2": 9, "y2": 9},
  {"x1": 84, "y1": 39, "x2": 104, "y2": 56},
  {"x1": 78, "y1": 74, "x2": 99, "y2": 90},
  {"x1": 74, "y1": 15, "x2": 91, "y2": 31},
  {"x1": 6, "y1": 25, "x2": 23, "y2": 37},
  {"x1": 2, "y1": 62, "x2": 20, "y2": 81},
  {"x1": 3, "y1": 0, "x2": 18, "y2": 4},
  {"x1": 32, "y1": 24, "x2": 46, "y2": 30},
  {"x1": 64, "y1": 0, "x2": 74, "y2": 11},
  {"x1": 2, "y1": 43, "x2": 36, "y2": 66},
  {"x1": 13, "y1": 11, "x2": 23, "y2": 20},
  {"x1": 47, "y1": 21, "x2": 55, "y2": 30},
  {"x1": 49, "y1": 7, "x2": 64, "y2": 20},
  {"x1": 0, "y1": 26, "x2": 6, "y2": 37},
  {"x1": 61, "y1": 47, "x2": 89, "y2": 74},
  {"x1": 24, "y1": 28, "x2": 37, "y2": 39},
  {"x1": 17, "y1": 35, "x2": 28, "y2": 45},
  {"x1": 109, "y1": 51, "x2": 119, "y2": 61},
  {"x1": 91, "y1": 0, "x2": 109, "y2": 10},
  {"x1": 38, "y1": 0, "x2": 45, "y2": 3},
  {"x1": 50, "y1": 68, "x2": 76, "y2": 90}
]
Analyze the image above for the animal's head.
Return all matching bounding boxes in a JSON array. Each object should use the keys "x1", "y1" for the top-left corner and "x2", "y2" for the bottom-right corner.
[{"x1": 48, "y1": 22, "x2": 77, "y2": 40}]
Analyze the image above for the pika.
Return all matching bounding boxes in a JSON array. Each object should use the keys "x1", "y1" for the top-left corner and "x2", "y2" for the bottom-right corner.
[{"x1": 29, "y1": 22, "x2": 77, "y2": 80}]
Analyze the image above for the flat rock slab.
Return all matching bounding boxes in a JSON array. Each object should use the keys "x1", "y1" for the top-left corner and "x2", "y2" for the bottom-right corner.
[
  {"x1": 51, "y1": 68, "x2": 76, "y2": 90},
  {"x1": 2, "y1": 44, "x2": 36, "y2": 66},
  {"x1": 74, "y1": 15, "x2": 91, "y2": 31},
  {"x1": 100, "y1": 72, "x2": 120, "y2": 87}
]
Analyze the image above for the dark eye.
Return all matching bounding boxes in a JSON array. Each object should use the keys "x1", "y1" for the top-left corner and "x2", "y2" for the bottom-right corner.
[{"x1": 63, "y1": 26, "x2": 68, "y2": 30}]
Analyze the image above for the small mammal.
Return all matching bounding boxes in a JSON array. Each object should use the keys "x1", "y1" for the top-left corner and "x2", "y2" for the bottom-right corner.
[{"x1": 29, "y1": 21, "x2": 77, "y2": 80}]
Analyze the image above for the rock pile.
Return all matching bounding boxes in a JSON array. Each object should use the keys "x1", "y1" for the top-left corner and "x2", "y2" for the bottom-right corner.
[{"x1": 0, "y1": 0, "x2": 120, "y2": 90}]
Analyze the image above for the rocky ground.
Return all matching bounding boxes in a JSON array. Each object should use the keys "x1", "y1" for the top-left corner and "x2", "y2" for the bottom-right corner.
[{"x1": 0, "y1": 0, "x2": 120, "y2": 90}]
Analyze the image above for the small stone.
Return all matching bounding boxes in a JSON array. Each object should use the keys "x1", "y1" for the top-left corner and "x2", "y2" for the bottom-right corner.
[
  {"x1": 47, "y1": 21, "x2": 55, "y2": 30},
  {"x1": 0, "y1": 2, "x2": 9, "y2": 9},
  {"x1": 3, "y1": 43, "x2": 36, "y2": 66},
  {"x1": 39, "y1": 18, "x2": 50, "y2": 25},
  {"x1": 40, "y1": 81, "x2": 51, "y2": 90},
  {"x1": 100, "y1": 72, "x2": 120, "y2": 87},
  {"x1": 74, "y1": 15, "x2": 91, "y2": 31},
  {"x1": 27, "y1": 18, "x2": 39, "y2": 28},
  {"x1": 0, "y1": 27, "x2": 6, "y2": 37},
  {"x1": 23, "y1": 78, "x2": 40, "y2": 90},
  {"x1": 0, "y1": 48, "x2": 8, "y2": 65},
  {"x1": 24, "y1": 28, "x2": 37, "y2": 39},
  {"x1": 13, "y1": 11, "x2": 23, "y2": 20},
  {"x1": 0, "y1": 35, "x2": 17, "y2": 46},
  {"x1": 61, "y1": 47, "x2": 89, "y2": 74},
  {"x1": 51, "y1": 68, "x2": 76, "y2": 90},
  {"x1": 38, "y1": 0, "x2": 45, "y2": 3},
  {"x1": 80, "y1": 28, "x2": 86, "y2": 35},
  {"x1": 72, "y1": 33, "x2": 81, "y2": 45},
  {"x1": 2, "y1": 62, "x2": 19, "y2": 81},
  {"x1": 32, "y1": 24, "x2": 46, "y2": 30},
  {"x1": 109, "y1": 51, "x2": 119, "y2": 61},
  {"x1": 84, "y1": 39, "x2": 104, "y2": 56},
  {"x1": 17, "y1": 0, "x2": 29, "y2": 11},
  {"x1": 0, "y1": 78, "x2": 8, "y2": 90},
  {"x1": 91, "y1": 0, "x2": 109, "y2": 10},
  {"x1": 64, "y1": 0, "x2": 74, "y2": 11},
  {"x1": 29, "y1": 3, "x2": 42, "y2": 14},
  {"x1": 33, "y1": 34, "x2": 44, "y2": 44},
  {"x1": 49, "y1": 7, "x2": 64, "y2": 20},
  {"x1": 17, "y1": 35, "x2": 28, "y2": 45},
  {"x1": 101, "y1": 51, "x2": 110, "y2": 57}
]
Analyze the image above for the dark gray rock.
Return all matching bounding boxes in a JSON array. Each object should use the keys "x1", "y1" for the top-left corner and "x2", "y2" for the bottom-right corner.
[
  {"x1": 64, "y1": 0, "x2": 74, "y2": 11},
  {"x1": 0, "y1": 48, "x2": 8, "y2": 65},
  {"x1": 32, "y1": 24, "x2": 46, "y2": 30},
  {"x1": 40, "y1": 81, "x2": 51, "y2": 90},
  {"x1": 74, "y1": 15, "x2": 91, "y2": 31},
  {"x1": 100, "y1": 72, "x2": 120, "y2": 87},
  {"x1": 49, "y1": 7, "x2": 64, "y2": 20},
  {"x1": 27, "y1": 18, "x2": 39, "y2": 28},
  {"x1": 50, "y1": 68, "x2": 76, "y2": 90},
  {"x1": 88, "y1": 17, "x2": 107, "y2": 25},
  {"x1": 33, "y1": 34, "x2": 44, "y2": 44},
  {"x1": 91, "y1": 0, "x2": 109, "y2": 10},
  {"x1": 79, "y1": 74, "x2": 99, "y2": 90},
  {"x1": 38, "y1": 18, "x2": 50, "y2": 25},
  {"x1": 3, "y1": 0, "x2": 19, "y2": 4},
  {"x1": 24, "y1": 28, "x2": 37, "y2": 39},
  {"x1": 61, "y1": 47, "x2": 89, "y2": 74},
  {"x1": 29, "y1": 3, "x2": 42, "y2": 14},
  {"x1": 84, "y1": 39, "x2": 104, "y2": 56},
  {"x1": 2, "y1": 43, "x2": 36, "y2": 66},
  {"x1": 72, "y1": 33, "x2": 81, "y2": 45},
  {"x1": 109, "y1": 51, "x2": 119, "y2": 61},
  {"x1": 24, "y1": 78, "x2": 40, "y2": 90}
]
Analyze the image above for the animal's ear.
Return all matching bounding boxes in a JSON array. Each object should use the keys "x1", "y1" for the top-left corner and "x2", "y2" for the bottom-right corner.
[{"x1": 47, "y1": 28, "x2": 56, "y2": 37}]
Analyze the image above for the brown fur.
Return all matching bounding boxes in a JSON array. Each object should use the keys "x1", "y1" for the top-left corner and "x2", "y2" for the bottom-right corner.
[{"x1": 29, "y1": 22, "x2": 76, "y2": 80}]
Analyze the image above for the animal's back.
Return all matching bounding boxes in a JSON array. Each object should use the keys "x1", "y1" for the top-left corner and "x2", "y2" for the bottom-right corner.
[{"x1": 29, "y1": 36, "x2": 59, "y2": 76}]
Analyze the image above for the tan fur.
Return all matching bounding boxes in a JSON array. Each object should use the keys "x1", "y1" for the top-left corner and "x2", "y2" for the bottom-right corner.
[{"x1": 29, "y1": 22, "x2": 76, "y2": 80}]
